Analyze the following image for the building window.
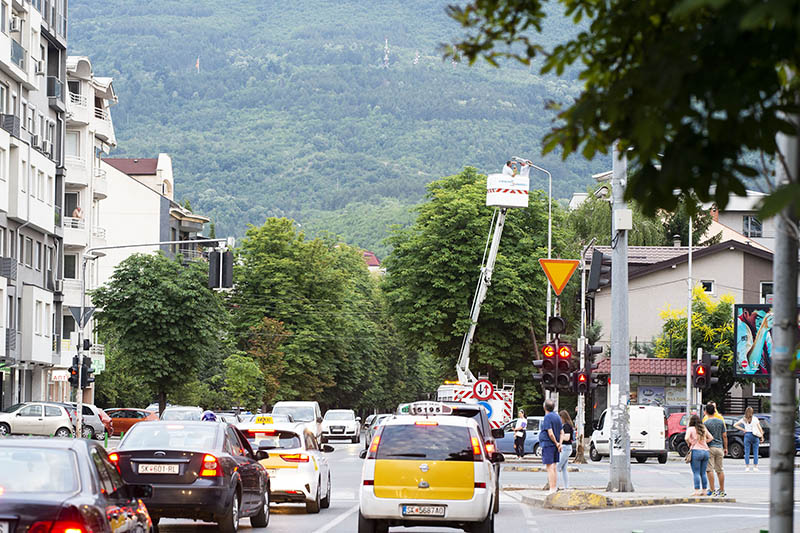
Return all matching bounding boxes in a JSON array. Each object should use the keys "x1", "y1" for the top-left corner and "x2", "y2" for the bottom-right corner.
[
  {"x1": 743, "y1": 215, "x2": 763, "y2": 238},
  {"x1": 65, "y1": 192, "x2": 78, "y2": 217},
  {"x1": 19, "y1": 159, "x2": 25, "y2": 192},
  {"x1": 68, "y1": 80, "x2": 79, "y2": 95},
  {"x1": 34, "y1": 241, "x2": 41, "y2": 271},
  {"x1": 1, "y1": 2, "x2": 6, "y2": 34},
  {"x1": 65, "y1": 131, "x2": 79, "y2": 157},
  {"x1": 47, "y1": 174, "x2": 53, "y2": 205},
  {"x1": 0, "y1": 148, "x2": 6, "y2": 181},
  {"x1": 37, "y1": 170, "x2": 44, "y2": 200},
  {"x1": 8, "y1": 230, "x2": 14, "y2": 259},
  {"x1": 64, "y1": 254, "x2": 77, "y2": 279},
  {"x1": 24, "y1": 237, "x2": 32, "y2": 267},
  {"x1": 761, "y1": 282, "x2": 774, "y2": 304},
  {"x1": 7, "y1": 295, "x2": 12, "y2": 330},
  {"x1": 0, "y1": 84, "x2": 7, "y2": 115},
  {"x1": 45, "y1": 303, "x2": 50, "y2": 337},
  {"x1": 16, "y1": 296, "x2": 21, "y2": 332},
  {"x1": 700, "y1": 280, "x2": 714, "y2": 294},
  {"x1": 35, "y1": 301, "x2": 42, "y2": 335},
  {"x1": 20, "y1": 102, "x2": 25, "y2": 129},
  {"x1": 17, "y1": 233, "x2": 22, "y2": 264},
  {"x1": 27, "y1": 106, "x2": 33, "y2": 132}
]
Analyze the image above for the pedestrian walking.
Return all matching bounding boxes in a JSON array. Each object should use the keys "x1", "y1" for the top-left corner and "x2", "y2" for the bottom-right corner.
[
  {"x1": 513, "y1": 410, "x2": 527, "y2": 459},
  {"x1": 703, "y1": 403, "x2": 728, "y2": 496},
  {"x1": 557, "y1": 410, "x2": 574, "y2": 489},
  {"x1": 539, "y1": 399, "x2": 562, "y2": 494},
  {"x1": 734, "y1": 407, "x2": 764, "y2": 471},
  {"x1": 686, "y1": 414, "x2": 713, "y2": 496}
]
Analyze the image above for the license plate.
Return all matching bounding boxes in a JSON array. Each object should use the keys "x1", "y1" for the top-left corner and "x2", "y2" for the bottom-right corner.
[
  {"x1": 138, "y1": 463, "x2": 179, "y2": 474},
  {"x1": 0, "y1": 521, "x2": 8, "y2": 533},
  {"x1": 402, "y1": 505, "x2": 446, "y2": 517},
  {"x1": 255, "y1": 416, "x2": 274, "y2": 425},
  {"x1": 332, "y1": 428, "x2": 344, "y2": 433}
]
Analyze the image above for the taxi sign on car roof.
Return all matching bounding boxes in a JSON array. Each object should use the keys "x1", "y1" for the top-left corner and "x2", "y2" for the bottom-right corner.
[
  {"x1": 404, "y1": 401, "x2": 453, "y2": 416},
  {"x1": 254, "y1": 415, "x2": 274, "y2": 425}
]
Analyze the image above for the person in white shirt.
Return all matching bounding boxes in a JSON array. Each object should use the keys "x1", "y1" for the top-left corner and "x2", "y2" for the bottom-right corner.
[
  {"x1": 513, "y1": 410, "x2": 527, "y2": 458},
  {"x1": 734, "y1": 407, "x2": 764, "y2": 471}
]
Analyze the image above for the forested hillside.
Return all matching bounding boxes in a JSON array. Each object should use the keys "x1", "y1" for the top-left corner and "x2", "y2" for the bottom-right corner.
[{"x1": 68, "y1": 0, "x2": 608, "y2": 254}]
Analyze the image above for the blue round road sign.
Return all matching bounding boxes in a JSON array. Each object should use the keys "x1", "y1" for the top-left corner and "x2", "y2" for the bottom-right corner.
[{"x1": 478, "y1": 401, "x2": 493, "y2": 419}]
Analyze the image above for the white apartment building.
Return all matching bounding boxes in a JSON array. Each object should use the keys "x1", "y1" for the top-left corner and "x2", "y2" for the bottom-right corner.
[
  {"x1": 0, "y1": 0, "x2": 68, "y2": 409},
  {"x1": 49, "y1": 55, "x2": 116, "y2": 403}
]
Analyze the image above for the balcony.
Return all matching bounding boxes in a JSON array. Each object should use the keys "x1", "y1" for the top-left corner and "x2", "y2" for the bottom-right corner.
[
  {"x1": 91, "y1": 225, "x2": 107, "y2": 246},
  {"x1": 92, "y1": 107, "x2": 115, "y2": 143},
  {"x1": 65, "y1": 155, "x2": 89, "y2": 186},
  {"x1": 93, "y1": 167, "x2": 108, "y2": 199},
  {"x1": 6, "y1": 329, "x2": 15, "y2": 357},
  {"x1": 63, "y1": 216, "x2": 88, "y2": 248},
  {"x1": 66, "y1": 92, "x2": 89, "y2": 124},
  {"x1": 10, "y1": 39, "x2": 24, "y2": 70},
  {"x1": 0, "y1": 114, "x2": 21, "y2": 138},
  {"x1": 0, "y1": 257, "x2": 17, "y2": 281},
  {"x1": 47, "y1": 77, "x2": 65, "y2": 112}
]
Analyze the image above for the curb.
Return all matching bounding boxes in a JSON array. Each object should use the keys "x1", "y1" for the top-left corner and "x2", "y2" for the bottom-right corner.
[
  {"x1": 504, "y1": 466, "x2": 581, "y2": 473},
  {"x1": 503, "y1": 488, "x2": 737, "y2": 510}
]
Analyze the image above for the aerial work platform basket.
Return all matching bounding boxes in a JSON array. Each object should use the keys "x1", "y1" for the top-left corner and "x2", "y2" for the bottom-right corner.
[{"x1": 486, "y1": 172, "x2": 529, "y2": 209}]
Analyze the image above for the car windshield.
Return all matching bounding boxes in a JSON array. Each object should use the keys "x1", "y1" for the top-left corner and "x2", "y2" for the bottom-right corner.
[
  {"x1": 0, "y1": 447, "x2": 79, "y2": 493},
  {"x1": 161, "y1": 409, "x2": 202, "y2": 421},
  {"x1": 377, "y1": 425, "x2": 474, "y2": 461},
  {"x1": 273, "y1": 406, "x2": 315, "y2": 422},
  {"x1": 1, "y1": 403, "x2": 24, "y2": 413},
  {"x1": 325, "y1": 411, "x2": 354, "y2": 421},
  {"x1": 121, "y1": 424, "x2": 218, "y2": 450},
  {"x1": 245, "y1": 429, "x2": 302, "y2": 450}
]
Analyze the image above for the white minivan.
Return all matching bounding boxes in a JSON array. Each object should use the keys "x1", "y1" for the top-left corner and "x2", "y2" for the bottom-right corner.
[
  {"x1": 272, "y1": 401, "x2": 323, "y2": 440},
  {"x1": 589, "y1": 405, "x2": 667, "y2": 464}
]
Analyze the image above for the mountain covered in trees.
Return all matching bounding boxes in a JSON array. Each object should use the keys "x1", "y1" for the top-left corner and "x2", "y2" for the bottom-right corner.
[{"x1": 68, "y1": 0, "x2": 609, "y2": 255}]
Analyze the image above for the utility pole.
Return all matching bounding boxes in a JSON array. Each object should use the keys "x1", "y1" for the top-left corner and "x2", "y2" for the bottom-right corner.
[
  {"x1": 686, "y1": 215, "x2": 693, "y2": 418},
  {"x1": 770, "y1": 105, "x2": 798, "y2": 533},
  {"x1": 577, "y1": 237, "x2": 596, "y2": 461},
  {"x1": 608, "y1": 142, "x2": 633, "y2": 492}
]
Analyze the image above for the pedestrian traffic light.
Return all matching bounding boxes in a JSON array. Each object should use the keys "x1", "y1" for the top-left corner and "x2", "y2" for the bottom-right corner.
[
  {"x1": 533, "y1": 343, "x2": 557, "y2": 391},
  {"x1": 692, "y1": 362, "x2": 709, "y2": 389},
  {"x1": 574, "y1": 370, "x2": 589, "y2": 394},
  {"x1": 703, "y1": 352, "x2": 720, "y2": 388},
  {"x1": 68, "y1": 355, "x2": 79, "y2": 388},
  {"x1": 556, "y1": 344, "x2": 572, "y2": 390},
  {"x1": 587, "y1": 249, "x2": 612, "y2": 293},
  {"x1": 208, "y1": 250, "x2": 234, "y2": 289},
  {"x1": 80, "y1": 356, "x2": 95, "y2": 389},
  {"x1": 584, "y1": 341, "x2": 603, "y2": 364},
  {"x1": 82, "y1": 338, "x2": 92, "y2": 351}
]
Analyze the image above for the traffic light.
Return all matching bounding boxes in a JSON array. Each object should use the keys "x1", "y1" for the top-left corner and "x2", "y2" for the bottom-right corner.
[
  {"x1": 556, "y1": 344, "x2": 572, "y2": 390},
  {"x1": 80, "y1": 356, "x2": 95, "y2": 389},
  {"x1": 703, "y1": 352, "x2": 720, "y2": 388},
  {"x1": 82, "y1": 338, "x2": 92, "y2": 351},
  {"x1": 533, "y1": 343, "x2": 557, "y2": 391},
  {"x1": 574, "y1": 370, "x2": 589, "y2": 394},
  {"x1": 587, "y1": 249, "x2": 612, "y2": 293},
  {"x1": 209, "y1": 251, "x2": 234, "y2": 289},
  {"x1": 584, "y1": 341, "x2": 603, "y2": 365},
  {"x1": 692, "y1": 362, "x2": 708, "y2": 389},
  {"x1": 68, "y1": 355, "x2": 79, "y2": 388}
]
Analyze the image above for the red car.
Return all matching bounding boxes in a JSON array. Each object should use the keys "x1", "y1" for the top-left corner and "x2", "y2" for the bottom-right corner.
[
  {"x1": 666, "y1": 411, "x2": 697, "y2": 450},
  {"x1": 105, "y1": 408, "x2": 158, "y2": 436}
]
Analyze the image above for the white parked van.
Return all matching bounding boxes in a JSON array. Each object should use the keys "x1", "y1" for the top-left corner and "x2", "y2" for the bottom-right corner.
[{"x1": 589, "y1": 405, "x2": 667, "y2": 464}]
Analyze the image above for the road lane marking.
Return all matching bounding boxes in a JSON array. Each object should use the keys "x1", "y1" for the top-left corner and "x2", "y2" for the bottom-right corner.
[
  {"x1": 310, "y1": 503, "x2": 359, "y2": 533},
  {"x1": 644, "y1": 513, "x2": 766, "y2": 522}
]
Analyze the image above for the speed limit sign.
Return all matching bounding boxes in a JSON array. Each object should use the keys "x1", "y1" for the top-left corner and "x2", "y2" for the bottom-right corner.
[{"x1": 473, "y1": 379, "x2": 494, "y2": 401}]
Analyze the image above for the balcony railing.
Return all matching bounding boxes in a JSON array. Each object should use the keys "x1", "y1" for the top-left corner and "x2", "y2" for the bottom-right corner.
[
  {"x1": 94, "y1": 107, "x2": 110, "y2": 122},
  {"x1": 65, "y1": 154, "x2": 85, "y2": 166},
  {"x1": 179, "y1": 248, "x2": 205, "y2": 260},
  {"x1": 93, "y1": 167, "x2": 107, "y2": 179},
  {"x1": 6, "y1": 329, "x2": 16, "y2": 355},
  {"x1": 0, "y1": 114, "x2": 21, "y2": 138},
  {"x1": 0, "y1": 257, "x2": 17, "y2": 281},
  {"x1": 63, "y1": 216, "x2": 85, "y2": 230},
  {"x1": 69, "y1": 92, "x2": 87, "y2": 108},
  {"x1": 92, "y1": 226, "x2": 106, "y2": 240},
  {"x1": 11, "y1": 39, "x2": 24, "y2": 69},
  {"x1": 47, "y1": 77, "x2": 64, "y2": 100}
]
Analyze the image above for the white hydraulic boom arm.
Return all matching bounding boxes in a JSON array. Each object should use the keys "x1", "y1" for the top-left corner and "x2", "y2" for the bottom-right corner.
[{"x1": 456, "y1": 207, "x2": 508, "y2": 385}]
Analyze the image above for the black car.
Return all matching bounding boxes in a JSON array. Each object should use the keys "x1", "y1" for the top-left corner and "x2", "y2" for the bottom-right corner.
[
  {"x1": 674, "y1": 415, "x2": 771, "y2": 459},
  {"x1": 0, "y1": 437, "x2": 153, "y2": 533},
  {"x1": 113, "y1": 420, "x2": 270, "y2": 532}
]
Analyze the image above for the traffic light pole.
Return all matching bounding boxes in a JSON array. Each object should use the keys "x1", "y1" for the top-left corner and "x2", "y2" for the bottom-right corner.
[
  {"x1": 608, "y1": 142, "x2": 633, "y2": 492},
  {"x1": 577, "y1": 238, "x2": 595, "y2": 459}
]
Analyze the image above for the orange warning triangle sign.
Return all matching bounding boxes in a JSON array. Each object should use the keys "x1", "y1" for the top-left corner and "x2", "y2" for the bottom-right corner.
[{"x1": 538, "y1": 259, "x2": 579, "y2": 296}]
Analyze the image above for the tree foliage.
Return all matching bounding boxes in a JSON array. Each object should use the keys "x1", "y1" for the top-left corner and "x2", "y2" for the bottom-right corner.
[
  {"x1": 224, "y1": 352, "x2": 265, "y2": 413},
  {"x1": 448, "y1": 0, "x2": 798, "y2": 216},
  {"x1": 567, "y1": 190, "x2": 667, "y2": 247},
  {"x1": 92, "y1": 253, "x2": 227, "y2": 413}
]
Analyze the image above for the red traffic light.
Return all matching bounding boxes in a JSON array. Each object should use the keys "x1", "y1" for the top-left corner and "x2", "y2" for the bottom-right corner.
[
  {"x1": 542, "y1": 345, "x2": 556, "y2": 358},
  {"x1": 578, "y1": 373, "x2": 587, "y2": 383},
  {"x1": 697, "y1": 365, "x2": 706, "y2": 375},
  {"x1": 558, "y1": 345, "x2": 572, "y2": 359}
]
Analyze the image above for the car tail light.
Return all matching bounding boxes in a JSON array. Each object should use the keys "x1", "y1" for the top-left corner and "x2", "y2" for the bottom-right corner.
[
  {"x1": 414, "y1": 420, "x2": 438, "y2": 426},
  {"x1": 200, "y1": 454, "x2": 221, "y2": 477},
  {"x1": 107, "y1": 452, "x2": 119, "y2": 465},
  {"x1": 29, "y1": 522, "x2": 86, "y2": 533},
  {"x1": 247, "y1": 429, "x2": 277, "y2": 438},
  {"x1": 363, "y1": 480, "x2": 374, "y2": 486},
  {"x1": 485, "y1": 442, "x2": 496, "y2": 454},
  {"x1": 471, "y1": 436, "x2": 483, "y2": 460},
  {"x1": 279, "y1": 453, "x2": 310, "y2": 463},
  {"x1": 367, "y1": 433, "x2": 381, "y2": 459},
  {"x1": 474, "y1": 482, "x2": 487, "y2": 489}
]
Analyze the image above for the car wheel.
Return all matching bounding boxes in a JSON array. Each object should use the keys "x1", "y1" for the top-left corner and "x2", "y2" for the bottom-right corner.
[
  {"x1": 589, "y1": 443, "x2": 601, "y2": 462},
  {"x1": 636, "y1": 456, "x2": 647, "y2": 464},
  {"x1": 729, "y1": 442, "x2": 744, "y2": 460},
  {"x1": 55, "y1": 427, "x2": 72, "y2": 438},
  {"x1": 677, "y1": 441, "x2": 689, "y2": 458},
  {"x1": 306, "y1": 478, "x2": 321, "y2": 513},
  {"x1": 668, "y1": 434, "x2": 679, "y2": 451},
  {"x1": 250, "y1": 489, "x2": 270, "y2": 528},
  {"x1": 0, "y1": 423, "x2": 10, "y2": 436},
  {"x1": 320, "y1": 473, "x2": 331, "y2": 509},
  {"x1": 759, "y1": 447, "x2": 770, "y2": 458},
  {"x1": 320, "y1": 436, "x2": 328, "y2": 444},
  {"x1": 218, "y1": 491, "x2": 240, "y2": 533},
  {"x1": 82, "y1": 426, "x2": 94, "y2": 439},
  {"x1": 150, "y1": 515, "x2": 160, "y2": 533},
  {"x1": 358, "y1": 511, "x2": 387, "y2": 533},
  {"x1": 658, "y1": 453, "x2": 668, "y2": 464},
  {"x1": 533, "y1": 444, "x2": 541, "y2": 457},
  {"x1": 471, "y1": 505, "x2": 495, "y2": 533}
]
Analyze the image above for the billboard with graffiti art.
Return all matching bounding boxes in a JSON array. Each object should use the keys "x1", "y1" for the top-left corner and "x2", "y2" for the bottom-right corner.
[{"x1": 733, "y1": 304, "x2": 800, "y2": 377}]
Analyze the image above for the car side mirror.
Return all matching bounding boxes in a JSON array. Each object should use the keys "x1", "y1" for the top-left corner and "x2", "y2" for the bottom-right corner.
[
  {"x1": 490, "y1": 452, "x2": 505, "y2": 463},
  {"x1": 359, "y1": 449, "x2": 368, "y2": 459},
  {"x1": 593, "y1": 421, "x2": 599, "y2": 430},
  {"x1": 491, "y1": 428, "x2": 504, "y2": 439},
  {"x1": 317, "y1": 417, "x2": 323, "y2": 423},
  {"x1": 127, "y1": 484, "x2": 153, "y2": 499},
  {"x1": 321, "y1": 444, "x2": 335, "y2": 453},
  {"x1": 255, "y1": 450, "x2": 269, "y2": 461}
]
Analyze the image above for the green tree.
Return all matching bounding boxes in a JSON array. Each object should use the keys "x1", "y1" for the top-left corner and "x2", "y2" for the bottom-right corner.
[
  {"x1": 661, "y1": 194, "x2": 722, "y2": 247},
  {"x1": 245, "y1": 317, "x2": 290, "y2": 408},
  {"x1": 568, "y1": 189, "x2": 667, "y2": 247},
  {"x1": 652, "y1": 287, "x2": 742, "y2": 404},
  {"x1": 92, "y1": 253, "x2": 227, "y2": 414},
  {"x1": 384, "y1": 167, "x2": 572, "y2": 409},
  {"x1": 93, "y1": 348, "x2": 154, "y2": 409},
  {"x1": 224, "y1": 352, "x2": 265, "y2": 413},
  {"x1": 448, "y1": 0, "x2": 799, "y2": 215}
]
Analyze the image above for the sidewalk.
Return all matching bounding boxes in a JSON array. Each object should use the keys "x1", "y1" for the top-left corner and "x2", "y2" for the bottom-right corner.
[{"x1": 503, "y1": 485, "x2": 736, "y2": 510}]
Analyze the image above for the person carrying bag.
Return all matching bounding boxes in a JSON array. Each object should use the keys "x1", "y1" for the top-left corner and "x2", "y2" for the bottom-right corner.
[
  {"x1": 513, "y1": 410, "x2": 527, "y2": 459},
  {"x1": 686, "y1": 414, "x2": 714, "y2": 496}
]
